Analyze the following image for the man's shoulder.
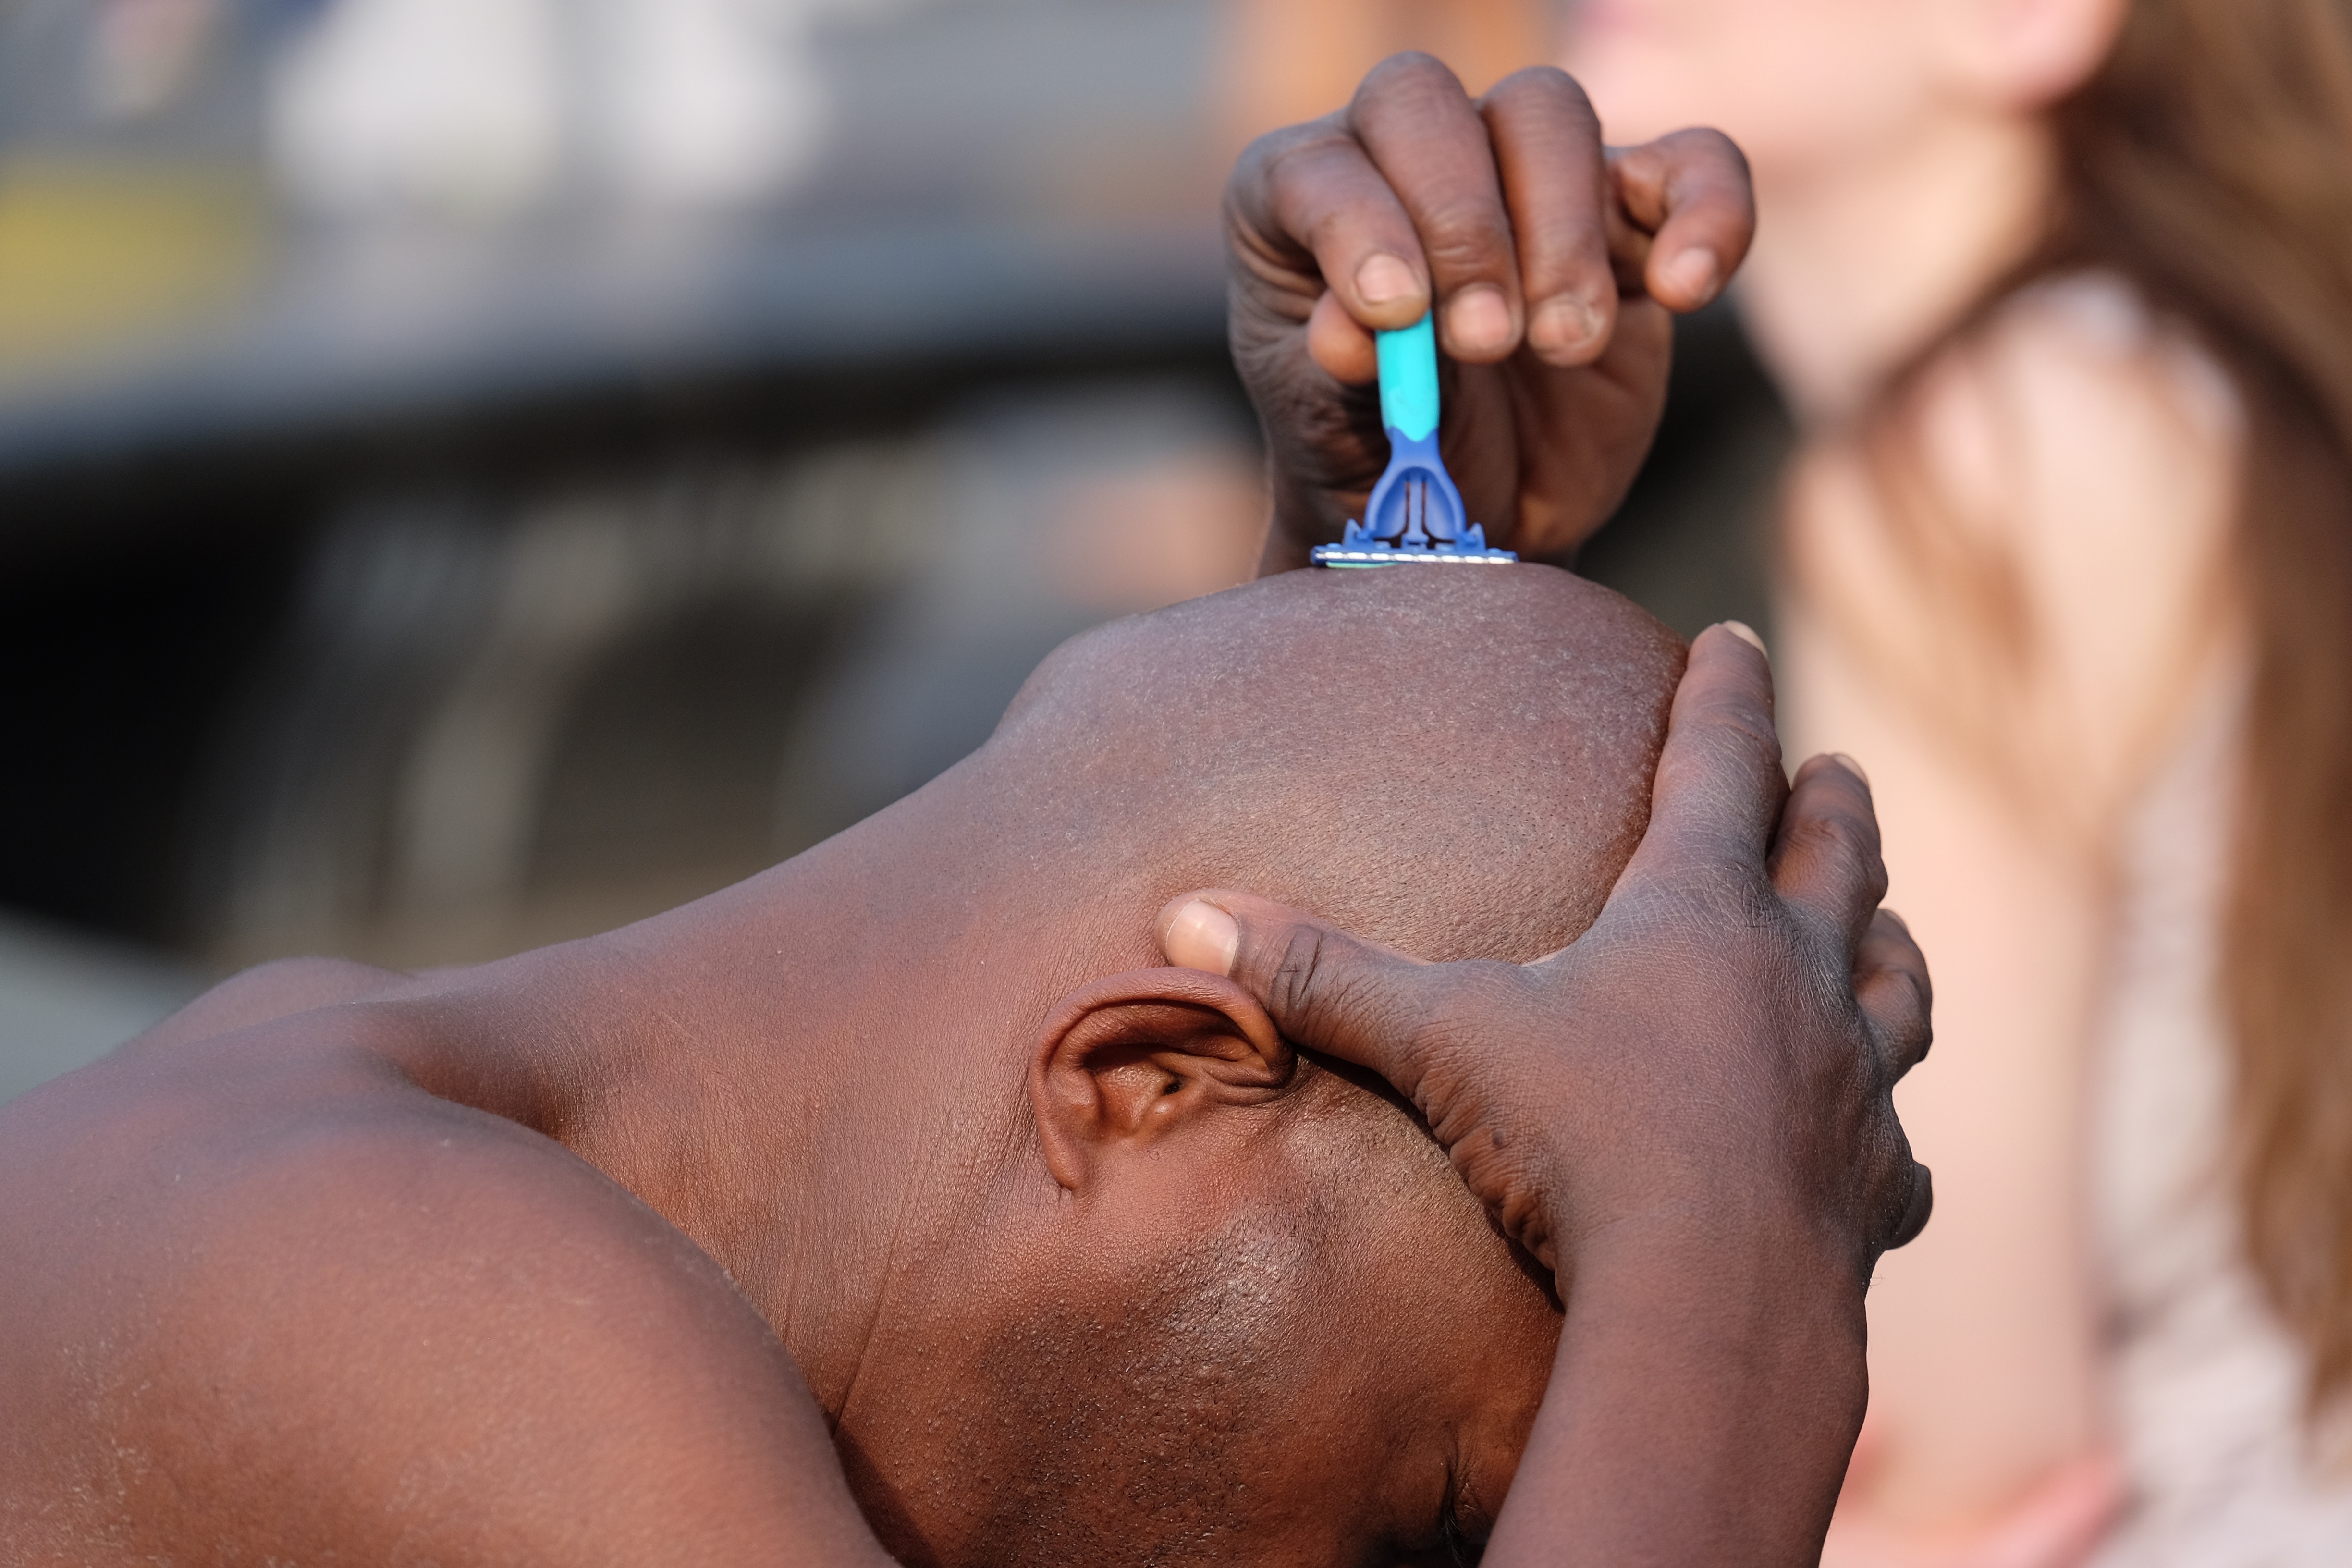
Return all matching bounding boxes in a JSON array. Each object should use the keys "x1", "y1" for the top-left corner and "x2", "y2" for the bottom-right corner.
[
  {"x1": 0, "y1": 1018, "x2": 881, "y2": 1565},
  {"x1": 130, "y1": 953, "x2": 410, "y2": 1049}
]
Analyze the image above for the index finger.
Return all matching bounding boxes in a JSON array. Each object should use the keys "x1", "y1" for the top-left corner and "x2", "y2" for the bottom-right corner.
[
  {"x1": 1228, "y1": 116, "x2": 1434, "y2": 332},
  {"x1": 1349, "y1": 53, "x2": 1527, "y2": 363},
  {"x1": 1621, "y1": 622, "x2": 1788, "y2": 883}
]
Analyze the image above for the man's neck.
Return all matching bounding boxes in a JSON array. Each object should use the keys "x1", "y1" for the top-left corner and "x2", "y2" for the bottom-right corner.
[
  {"x1": 394, "y1": 806, "x2": 1020, "y2": 1425},
  {"x1": 1737, "y1": 109, "x2": 2054, "y2": 425}
]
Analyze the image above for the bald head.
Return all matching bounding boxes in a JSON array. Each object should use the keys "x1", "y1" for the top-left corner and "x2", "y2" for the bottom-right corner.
[
  {"x1": 963, "y1": 563, "x2": 1684, "y2": 970},
  {"x1": 829, "y1": 566, "x2": 1690, "y2": 1566}
]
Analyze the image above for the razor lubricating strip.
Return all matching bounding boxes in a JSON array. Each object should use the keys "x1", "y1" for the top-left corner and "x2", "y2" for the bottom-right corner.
[{"x1": 1311, "y1": 314, "x2": 1517, "y2": 569}]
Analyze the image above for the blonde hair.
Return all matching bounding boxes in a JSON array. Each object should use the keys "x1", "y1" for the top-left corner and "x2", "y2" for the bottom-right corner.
[{"x1": 1839, "y1": 0, "x2": 2352, "y2": 1413}]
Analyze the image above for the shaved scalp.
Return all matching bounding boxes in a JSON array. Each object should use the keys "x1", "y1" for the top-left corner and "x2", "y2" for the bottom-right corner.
[{"x1": 970, "y1": 564, "x2": 1685, "y2": 969}]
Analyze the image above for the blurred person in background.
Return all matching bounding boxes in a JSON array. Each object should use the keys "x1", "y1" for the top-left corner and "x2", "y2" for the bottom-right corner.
[
  {"x1": 1568, "y1": 0, "x2": 2352, "y2": 1560},
  {"x1": 1227, "y1": 0, "x2": 2352, "y2": 1560}
]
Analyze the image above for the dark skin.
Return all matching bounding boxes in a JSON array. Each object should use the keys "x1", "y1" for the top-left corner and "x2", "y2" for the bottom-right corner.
[
  {"x1": 0, "y1": 71, "x2": 1922, "y2": 1563},
  {"x1": 1230, "y1": 52, "x2": 1755, "y2": 572},
  {"x1": 0, "y1": 566, "x2": 1923, "y2": 1566}
]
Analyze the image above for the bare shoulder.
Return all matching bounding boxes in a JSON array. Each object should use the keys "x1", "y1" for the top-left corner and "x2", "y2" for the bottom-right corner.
[
  {"x1": 131, "y1": 954, "x2": 410, "y2": 1050},
  {"x1": 1787, "y1": 274, "x2": 2243, "y2": 830},
  {"x1": 1970, "y1": 273, "x2": 2241, "y2": 536},
  {"x1": 0, "y1": 1021, "x2": 885, "y2": 1566},
  {"x1": 1797, "y1": 272, "x2": 2240, "y2": 580}
]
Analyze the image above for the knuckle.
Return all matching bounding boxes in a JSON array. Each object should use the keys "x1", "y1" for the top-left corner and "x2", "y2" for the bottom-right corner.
[
  {"x1": 1459, "y1": 1133, "x2": 1556, "y2": 1241},
  {"x1": 1266, "y1": 923, "x2": 1342, "y2": 1026},
  {"x1": 1801, "y1": 995, "x2": 1878, "y2": 1095},
  {"x1": 1862, "y1": 846, "x2": 1892, "y2": 906},
  {"x1": 1785, "y1": 807, "x2": 1887, "y2": 898},
  {"x1": 1641, "y1": 859, "x2": 1774, "y2": 939},
  {"x1": 1360, "y1": 50, "x2": 1463, "y2": 101},
  {"x1": 1678, "y1": 689, "x2": 1782, "y2": 773},
  {"x1": 1259, "y1": 129, "x2": 1366, "y2": 215},
  {"x1": 1884, "y1": 979, "x2": 1933, "y2": 1067},
  {"x1": 1902, "y1": 956, "x2": 1934, "y2": 1017},
  {"x1": 1482, "y1": 64, "x2": 1598, "y2": 124},
  {"x1": 1662, "y1": 125, "x2": 1752, "y2": 184},
  {"x1": 1655, "y1": 737, "x2": 1775, "y2": 823},
  {"x1": 1904, "y1": 1017, "x2": 1935, "y2": 1068},
  {"x1": 1714, "y1": 697, "x2": 1785, "y2": 760},
  {"x1": 1234, "y1": 119, "x2": 1335, "y2": 205},
  {"x1": 1265, "y1": 926, "x2": 1422, "y2": 1062},
  {"x1": 1884, "y1": 1157, "x2": 1933, "y2": 1250},
  {"x1": 1417, "y1": 196, "x2": 1516, "y2": 267}
]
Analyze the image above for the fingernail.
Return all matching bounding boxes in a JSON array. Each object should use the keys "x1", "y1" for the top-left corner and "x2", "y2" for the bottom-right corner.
[
  {"x1": 1831, "y1": 751, "x2": 1871, "y2": 787},
  {"x1": 1164, "y1": 899, "x2": 1239, "y2": 976},
  {"x1": 1721, "y1": 619, "x2": 1768, "y2": 657},
  {"x1": 1354, "y1": 253, "x2": 1421, "y2": 307},
  {"x1": 1661, "y1": 248, "x2": 1720, "y2": 304},
  {"x1": 1529, "y1": 294, "x2": 1604, "y2": 358},
  {"x1": 1444, "y1": 284, "x2": 1514, "y2": 355}
]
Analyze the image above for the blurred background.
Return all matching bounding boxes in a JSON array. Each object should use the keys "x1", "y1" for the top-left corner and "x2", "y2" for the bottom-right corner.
[{"x1": 0, "y1": 0, "x2": 1785, "y2": 1104}]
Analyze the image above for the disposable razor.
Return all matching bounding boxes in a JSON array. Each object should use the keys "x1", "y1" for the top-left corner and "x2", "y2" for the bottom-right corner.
[{"x1": 1310, "y1": 313, "x2": 1517, "y2": 569}]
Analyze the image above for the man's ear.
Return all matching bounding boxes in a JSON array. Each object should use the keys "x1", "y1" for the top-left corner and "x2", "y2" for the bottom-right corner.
[{"x1": 1030, "y1": 968, "x2": 1297, "y2": 1192}]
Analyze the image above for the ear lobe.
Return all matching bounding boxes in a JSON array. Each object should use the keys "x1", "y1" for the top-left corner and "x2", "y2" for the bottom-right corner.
[{"x1": 1030, "y1": 968, "x2": 1297, "y2": 1192}]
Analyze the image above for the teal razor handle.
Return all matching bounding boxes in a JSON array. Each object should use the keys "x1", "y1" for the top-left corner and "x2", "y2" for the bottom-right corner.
[{"x1": 1311, "y1": 314, "x2": 1516, "y2": 568}]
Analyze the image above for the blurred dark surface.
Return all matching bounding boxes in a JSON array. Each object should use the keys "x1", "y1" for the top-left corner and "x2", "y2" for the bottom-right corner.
[
  {"x1": 0, "y1": 0, "x2": 1787, "y2": 1098},
  {"x1": 0, "y1": 514, "x2": 300, "y2": 936},
  {"x1": 1581, "y1": 299, "x2": 1788, "y2": 641},
  {"x1": 0, "y1": 303, "x2": 1785, "y2": 960}
]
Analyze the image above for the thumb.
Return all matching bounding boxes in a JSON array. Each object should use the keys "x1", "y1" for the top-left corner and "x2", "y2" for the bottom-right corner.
[
  {"x1": 1157, "y1": 891, "x2": 1438, "y2": 1094},
  {"x1": 1621, "y1": 621, "x2": 1787, "y2": 884}
]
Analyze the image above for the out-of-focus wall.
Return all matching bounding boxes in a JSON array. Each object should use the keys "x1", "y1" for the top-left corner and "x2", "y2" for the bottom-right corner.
[
  {"x1": 0, "y1": 0, "x2": 289, "y2": 387},
  {"x1": 0, "y1": 0, "x2": 1782, "y2": 1106},
  {"x1": 0, "y1": 0, "x2": 1271, "y2": 1105}
]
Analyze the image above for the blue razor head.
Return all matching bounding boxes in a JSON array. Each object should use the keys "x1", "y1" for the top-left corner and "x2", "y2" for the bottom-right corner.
[
  {"x1": 1311, "y1": 318, "x2": 1516, "y2": 569},
  {"x1": 1311, "y1": 429, "x2": 1517, "y2": 568}
]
